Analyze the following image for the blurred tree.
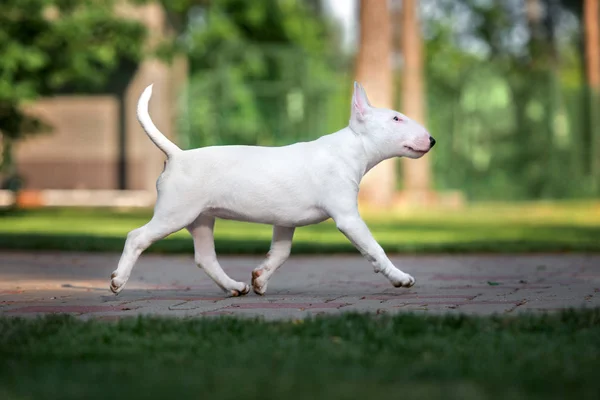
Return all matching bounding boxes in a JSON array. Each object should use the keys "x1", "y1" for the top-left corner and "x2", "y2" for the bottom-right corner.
[
  {"x1": 0, "y1": 0, "x2": 148, "y2": 189},
  {"x1": 355, "y1": 0, "x2": 396, "y2": 208},
  {"x1": 400, "y1": 0, "x2": 432, "y2": 205},
  {"x1": 584, "y1": 0, "x2": 600, "y2": 89},
  {"x1": 584, "y1": 0, "x2": 599, "y2": 182}
]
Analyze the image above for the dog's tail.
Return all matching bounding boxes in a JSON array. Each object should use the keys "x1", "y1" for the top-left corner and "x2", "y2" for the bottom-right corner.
[{"x1": 136, "y1": 84, "x2": 181, "y2": 158}]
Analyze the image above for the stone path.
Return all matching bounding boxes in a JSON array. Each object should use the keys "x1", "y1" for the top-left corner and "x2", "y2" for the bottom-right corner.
[{"x1": 1, "y1": 252, "x2": 598, "y2": 319}]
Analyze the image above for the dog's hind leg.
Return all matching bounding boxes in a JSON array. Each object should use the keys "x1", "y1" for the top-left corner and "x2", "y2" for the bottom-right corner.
[
  {"x1": 110, "y1": 192, "x2": 200, "y2": 294},
  {"x1": 251, "y1": 225, "x2": 295, "y2": 295},
  {"x1": 188, "y1": 215, "x2": 250, "y2": 297},
  {"x1": 110, "y1": 219, "x2": 194, "y2": 294}
]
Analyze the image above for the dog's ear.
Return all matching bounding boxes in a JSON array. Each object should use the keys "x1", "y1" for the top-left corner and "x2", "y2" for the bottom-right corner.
[{"x1": 351, "y1": 81, "x2": 372, "y2": 121}]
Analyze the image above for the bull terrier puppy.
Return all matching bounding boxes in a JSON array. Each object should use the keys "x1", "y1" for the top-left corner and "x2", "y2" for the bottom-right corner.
[{"x1": 110, "y1": 82, "x2": 435, "y2": 296}]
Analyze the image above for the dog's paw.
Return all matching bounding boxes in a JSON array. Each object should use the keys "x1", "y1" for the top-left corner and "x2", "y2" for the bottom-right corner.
[
  {"x1": 391, "y1": 273, "x2": 415, "y2": 288},
  {"x1": 228, "y1": 283, "x2": 250, "y2": 297},
  {"x1": 109, "y1": 271, "x2": 127, "y2": 294},
  {"x1": 251, "y1": 269, "x2": 268, "y2": 295}
]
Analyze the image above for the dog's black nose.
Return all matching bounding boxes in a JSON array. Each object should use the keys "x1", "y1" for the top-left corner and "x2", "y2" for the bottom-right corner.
[{"x1": 429, "y1": 136, "x2": 436, "y2": 148}]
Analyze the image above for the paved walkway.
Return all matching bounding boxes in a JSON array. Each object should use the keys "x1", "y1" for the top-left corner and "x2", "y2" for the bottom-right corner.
[{"x1": 1, "y1": 252, "x2": 598, "y2": 319}]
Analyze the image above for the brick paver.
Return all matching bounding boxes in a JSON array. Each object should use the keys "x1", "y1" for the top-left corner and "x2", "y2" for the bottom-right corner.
[{"x1": 1, "y1": 252, "x2": 598, "y2": 319}]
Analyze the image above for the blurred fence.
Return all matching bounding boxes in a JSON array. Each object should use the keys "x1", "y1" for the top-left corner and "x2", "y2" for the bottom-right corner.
[
  {"x1": 176, "y1": 45, "x2": 351, "y2": 150},
  {"x1": 174, "y1": 45, "x2": 599, "y2": 201}
]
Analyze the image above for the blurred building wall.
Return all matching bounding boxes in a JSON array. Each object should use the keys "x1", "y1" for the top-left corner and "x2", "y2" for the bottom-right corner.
[{"x1": 16, "y1": 97, "x2": 119, "y2": 189}]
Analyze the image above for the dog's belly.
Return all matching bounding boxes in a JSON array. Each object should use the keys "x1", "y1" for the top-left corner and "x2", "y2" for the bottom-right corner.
[{"x1": 204, "y1": 205, "x2": 329, "y2": 227}]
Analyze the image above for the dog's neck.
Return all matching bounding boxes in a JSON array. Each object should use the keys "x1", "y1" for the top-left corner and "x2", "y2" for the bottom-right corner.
[{"x1": 325, "y1": 126, "x2": 396, "y2": 179}]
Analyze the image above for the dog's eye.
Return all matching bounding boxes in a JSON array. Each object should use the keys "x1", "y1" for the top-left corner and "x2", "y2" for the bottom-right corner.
[{"x1": 393, "y1": 116, "x2": 403, "y2": 122}]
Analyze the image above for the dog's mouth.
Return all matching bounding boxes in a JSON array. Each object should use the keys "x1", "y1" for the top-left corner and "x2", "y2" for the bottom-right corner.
[{"x1": 403, "y1": 145, "x2": 429, "y2": 155}]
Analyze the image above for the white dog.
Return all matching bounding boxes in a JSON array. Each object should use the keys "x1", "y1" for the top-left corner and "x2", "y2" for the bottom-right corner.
[{"x1": 110, "y1": 82, "x2": 435, "y2": 296}]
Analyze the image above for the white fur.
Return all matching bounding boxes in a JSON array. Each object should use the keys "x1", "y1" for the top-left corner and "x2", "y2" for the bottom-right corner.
[{"x1": 110, "y1": 82, "x2": 435, "y2": 296}]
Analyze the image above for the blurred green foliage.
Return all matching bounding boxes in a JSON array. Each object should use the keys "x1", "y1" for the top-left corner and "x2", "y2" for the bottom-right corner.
[
  {"x1": 165, "y1": 0, "x2": 347, "y2": 149},
  {"x1": 424, "y1": 0, "x2": 600, "y2": 200}
]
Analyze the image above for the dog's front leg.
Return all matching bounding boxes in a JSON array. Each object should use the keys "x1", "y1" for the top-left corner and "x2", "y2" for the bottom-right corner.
[{"x1": 333, "y1": 213, "x2": 415, "y2": 288}]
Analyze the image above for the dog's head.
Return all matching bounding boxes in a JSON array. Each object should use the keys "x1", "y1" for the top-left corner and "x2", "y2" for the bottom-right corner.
[{"x1": 348, "y1": 82, "x2": 435, "y2": 159}]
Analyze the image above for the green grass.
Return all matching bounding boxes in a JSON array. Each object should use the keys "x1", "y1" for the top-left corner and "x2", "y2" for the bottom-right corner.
[
  {"x1": 1, "y1": 311, "x2": 599, "y2": 400},
  {"x1": 0, "y1": 201, "x2": 599, "y2": 254}
]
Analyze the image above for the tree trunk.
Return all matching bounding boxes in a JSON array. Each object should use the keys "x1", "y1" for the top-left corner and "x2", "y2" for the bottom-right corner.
[
  {"x1": 400, "y1": 0, "x2": 431, "y2": 204},
  {"x1": 584, "y1": 0, "x2": 600, "y2": 185},
  {"x1": 355, "y1": 0, "x2": 395, "y2": 208},
  {"x1": 585, "y1": 0, "x2": 600, "y2": 90}
]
